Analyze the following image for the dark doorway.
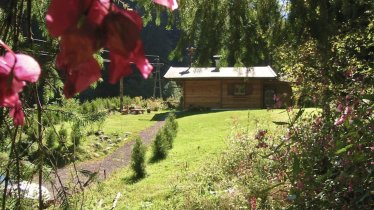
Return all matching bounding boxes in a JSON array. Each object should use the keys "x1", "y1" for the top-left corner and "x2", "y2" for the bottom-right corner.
[{"x1": 264, "y1": 87, "x2": 275, "y2": 108}]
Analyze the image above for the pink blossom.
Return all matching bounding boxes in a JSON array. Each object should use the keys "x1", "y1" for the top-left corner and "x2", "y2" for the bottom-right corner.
[
  {"x1": 153, "y1": 0, "x2": 178, "y2": 10},
  {"x1": 334, "y1": 114, "x2": 347, "y2": 126},
  {"x1": 255, "y1": 129, "x2": 267, "y2": 140},
  {"x1": 273, "y1": 94, "x2": 282, "y2": 108},
  {"x1": 57, "y1": 22, "x2": 100, "y2": 69},
  {"x1": 108, "y1": 42, "x2": 153, "y2": 84},
  {"x1": 46, "y1": 0, "x2": 153, "y2": 98},
  {"x1": 0, "y1": 41, "x2": 41, "y2": 125},
  {"x1": 336, "y1": 103, "x2": 343, "y2": 112},
  {"x1": 9, "y1": 101, "x2": 25, "y2": 126},
  {"x1": 61, "y1": 57, "x2": 101, "y2": 98},
  {"x1": 344, "y1": 106, "x2": 352, "y2": 115},
  {"x1": 102, "y1": 11, "x2": 142, "y2": 58},
  {"x1": 46, "y1": 0, "x2": 93, "y2": 37},
  {"x1": 249, "y1": 197, "x2": 257, "y2": 210}
]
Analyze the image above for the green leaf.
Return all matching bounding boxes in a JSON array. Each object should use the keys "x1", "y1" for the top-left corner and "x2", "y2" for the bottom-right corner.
[
  {"x1": 292, "y1": 109, "x2": 305, "y2": 124},
  {"x1": 272, "y1": 121, "x2": 289, "y2": 125},
  {"x1": 335, "y1": 144, "x2": 353, "y2": 155},
  {"x1": 292, "y1": 153, "x2": 300, "y2": 176}
]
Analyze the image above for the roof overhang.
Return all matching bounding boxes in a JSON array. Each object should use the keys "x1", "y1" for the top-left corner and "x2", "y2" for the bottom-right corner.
[{"x1": 164, "y1": 66, "x2": 277, "y2": 80}]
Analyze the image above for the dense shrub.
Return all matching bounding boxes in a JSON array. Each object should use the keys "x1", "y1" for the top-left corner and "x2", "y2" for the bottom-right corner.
[
  {"x1": 70, "y1": 124, "x2": 84, "y2": 148},
  {"x1": 163, "y1": 125, "x2": 174, "y2": 149},
  {"x1": 145, "y1": 98, "x2": 165, "y2": 111},
  {"x1": 45, "y1": 128, "x2": 58, "y2": 149},
  {"x1": 131, "y1": 137, "x2": 147, "y2": 178},
  {"x1": 165, "y1": 113, "x2": 178, "y2": 135},
  {"x1": 151, "y1": 130, "x2": 168, "y2": 161},
  {"x1": 58, "y1": 124, "x2": 68, "y2": 146}
]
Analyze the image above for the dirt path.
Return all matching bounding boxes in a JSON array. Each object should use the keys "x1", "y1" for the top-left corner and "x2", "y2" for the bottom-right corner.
[{"x1": 47, "y1": 120, "x2": 165, "y2": 198}]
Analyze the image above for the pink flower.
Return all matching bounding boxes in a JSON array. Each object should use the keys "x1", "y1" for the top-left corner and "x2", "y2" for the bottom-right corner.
[
  {"x1": 334, "y1": 114, "x2": 347, "y2": 126},
  {"x1": 46, "y1": 0, "x2": 153, "y2": 98},
  {"x1": 273, "y1": 94, "x2": 282, "y2": 108},
  {"x1": 102, "y1": 11, "x2": 142, "y2": 58},
  {"x1": 57, "y1": 22, "x2": 100, "y2": 69},
  {"x1": 336, "y1": 103, "x2": 343, "y2": 112},
  {"x1": 61, "y1": 57, "x2": 101, "y2": 98},
  {"x1": 108, "y1": 42, "x2": 153, "y2": 84},
  {"x1": 344, "y1": 106, "x2": 352, "y2": 115},
  {"x1": 46, "y1": 0, "x2": 93, "y2": 37},
  {"x1": 9, "y1": 101, "x2": 25, "y2": 126},
  {"x1": 153, "y1": 0, "x2": 178, "y2": 10},
  {"x1": 255, "y1": 129, "x2": 267, "y2": 140},
  {"x1": 249, "y1": 196, "x2": 257, "y2": 210},
  {"x1": 0, "y1": 41, "x2": 41, "y2": 125}
]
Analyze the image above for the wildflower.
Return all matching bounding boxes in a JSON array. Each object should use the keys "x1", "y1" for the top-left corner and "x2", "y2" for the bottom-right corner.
[
  {"x1": 250, "y1": 197, "x2": 257, "y2": 210},
  {"x1": 336, "y1": 103, "x2": 344, "y2": 112},
  {"x1": 153, "y1": 0, "x2": 178, "y2": 10},
  {"x1": 0, "y1": 40, "x2": 41, "y2": 125},
  {"x1": 255, "y1": 129, "x2": 267, "y2": 140},
  {"x1": 273, "y1": 94, "x2": 282, "y2": 108},
  {"x1": 46, "y1": 0, "x2": 153, "y2": 98}
]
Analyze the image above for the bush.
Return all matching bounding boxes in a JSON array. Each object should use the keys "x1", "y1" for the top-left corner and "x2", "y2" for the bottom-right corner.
[
  {"x1": 151, "y1": 130, "x2": 168, "y2": 161},
  {"x1": 163, "y1": 113, "x2": 178, "y2": 149},
  {"x1": 131, "y1": 137, "x2": 147, "y2": 178},
  {"x1": 58, "y1": 124, "x2": 68, "y2": 146},
  {"x1": 165, "y1": 113, "x2": 178, "y2": 136},
  {"x1": 163, "y1": 125, "x2": 174, "y2": 149},
  {"x1": 145, "y1": 98, "x2": 165, "y2": 111},
  {"x1": 45, "y1": 128, "x2": 58, "y2": 149},
  {"x1": 70, "y1": 124, "x2": 84, "y2": 148}
]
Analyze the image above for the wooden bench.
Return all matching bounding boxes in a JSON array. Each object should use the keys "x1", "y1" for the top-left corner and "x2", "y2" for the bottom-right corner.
[{"x1": 131, "y1": 108, "x2": 146, "y2": 114}]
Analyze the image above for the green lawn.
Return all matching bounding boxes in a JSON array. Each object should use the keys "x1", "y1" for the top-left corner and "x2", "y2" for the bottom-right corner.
[
  {"x1": 77, "y1": 109, "x2": 314, "y2": 209},
  {"x1": 77, "y1": 111, "x2": 164, "y2": 160}
]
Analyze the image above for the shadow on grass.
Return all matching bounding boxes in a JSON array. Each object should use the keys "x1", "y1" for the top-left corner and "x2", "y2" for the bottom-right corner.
[
  {"x1": 149, "y1": 112, "x2": 170, "y2": 121},
  {"x1": 148, "y1": 155, "x2": 167, "y2": 164},
  {"x1": 122, "y1": 174, "x2": 145, "y2": 184},
  {"x1": 173, "y1": 109, "x2": 229, "y2": 119},
  {"x1": 147, "y1": 109, "x2": 244, "y2": 121}
]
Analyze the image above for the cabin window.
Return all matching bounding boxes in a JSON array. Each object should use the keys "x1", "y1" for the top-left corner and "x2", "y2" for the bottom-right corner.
[
  {"x1": 228, "y1": 83, "x2": 253, "y2": 96},
  {"x1": 234, "y1": 84, "x2": 246, "y2": 96}
]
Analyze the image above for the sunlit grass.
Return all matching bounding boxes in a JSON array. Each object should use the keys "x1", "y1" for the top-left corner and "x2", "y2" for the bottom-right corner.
[
  {"x1": 77, "y1": 109, "x2": 315, "y2": 209},
  {"x1": 55, "y1": 111, "x2": 165, "y2": 162}
]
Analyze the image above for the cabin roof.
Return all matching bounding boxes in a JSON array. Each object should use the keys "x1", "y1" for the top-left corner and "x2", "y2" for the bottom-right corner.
[{"x1": 164, "y1": 66, "x2": 277, "y2": 79}]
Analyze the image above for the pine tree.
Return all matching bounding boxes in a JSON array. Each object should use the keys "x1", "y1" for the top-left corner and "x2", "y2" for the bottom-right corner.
[{"x1": 131, "y1": 137, "x2": 147, "y2": 178}]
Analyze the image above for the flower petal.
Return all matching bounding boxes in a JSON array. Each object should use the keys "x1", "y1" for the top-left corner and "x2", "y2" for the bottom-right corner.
[
  {"x1": 132, "y1": 42, "x2": 153, "y2": 79},
  {"x1": 9, "y1": 100, "x2": 25, "y2": 125},
  {"x1": 0, "y1": 56, "x2": 11, "y2": 75},
  {"x1": 108, "y1": 52, "x2": 132, "y2": 84},
  {"x1": 102, "y1": 11, "x2": 142, "y2": 58},
  {"x1": 108, "y1": 42, "x2": 153, "y2": 84},
  {"x1": 153, "y1": 0, "x2": 178, "y2": 10},
  {"x1": 46, "y1": 0, "x2": 92, "y2": 37},
  {"x1": 0, "y1": 73, "x2": 25, "y2": 107},
  {"x1": 87, "y1": 0, "x2": 110, "y2": 25},
  {"x1": 62, "y1": 57, "x2": 101, "y2": 98},
  {"x1": 58, "y1": 22, "x2": 100, "y2": 68},
  {"x1": 3, "y1": 53, "x2": 41, "y2": 83}
]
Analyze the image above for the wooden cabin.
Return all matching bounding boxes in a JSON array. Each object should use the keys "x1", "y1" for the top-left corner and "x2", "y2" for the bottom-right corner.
[{"x1": 164, "y1": 66, "x2": 292, "y2": 109}]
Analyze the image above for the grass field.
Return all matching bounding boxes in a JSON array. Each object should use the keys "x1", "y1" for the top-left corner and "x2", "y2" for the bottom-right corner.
[
  {"x1": 77, "y1": 109, "x2": 309, "y2": 209},
  {"x1": 69, "y1": 111, "x2": 164, "y2": 161}
]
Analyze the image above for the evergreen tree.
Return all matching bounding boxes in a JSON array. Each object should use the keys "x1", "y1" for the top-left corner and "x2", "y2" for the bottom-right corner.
[
  {"x1": 131, "y1": 137, "x2": 147, "y2": 178},
  {"x1": 151, "y1": 129, "x2": 168, "y2": 161}
]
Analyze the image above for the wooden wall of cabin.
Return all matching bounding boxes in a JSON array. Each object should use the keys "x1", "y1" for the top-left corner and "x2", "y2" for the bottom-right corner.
[
  {"x1": 183, "y1": 80, "x2": 221, "y2": 108},
  {"x1": 221, "y1": 79, "x2": 263, "y2": 108},
  {"x1": 183, "y1": 79, "x2": 264, "y2": 109},
  {"x1": 182, "y1": 79, "x2": 292, "y2": 109}
]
